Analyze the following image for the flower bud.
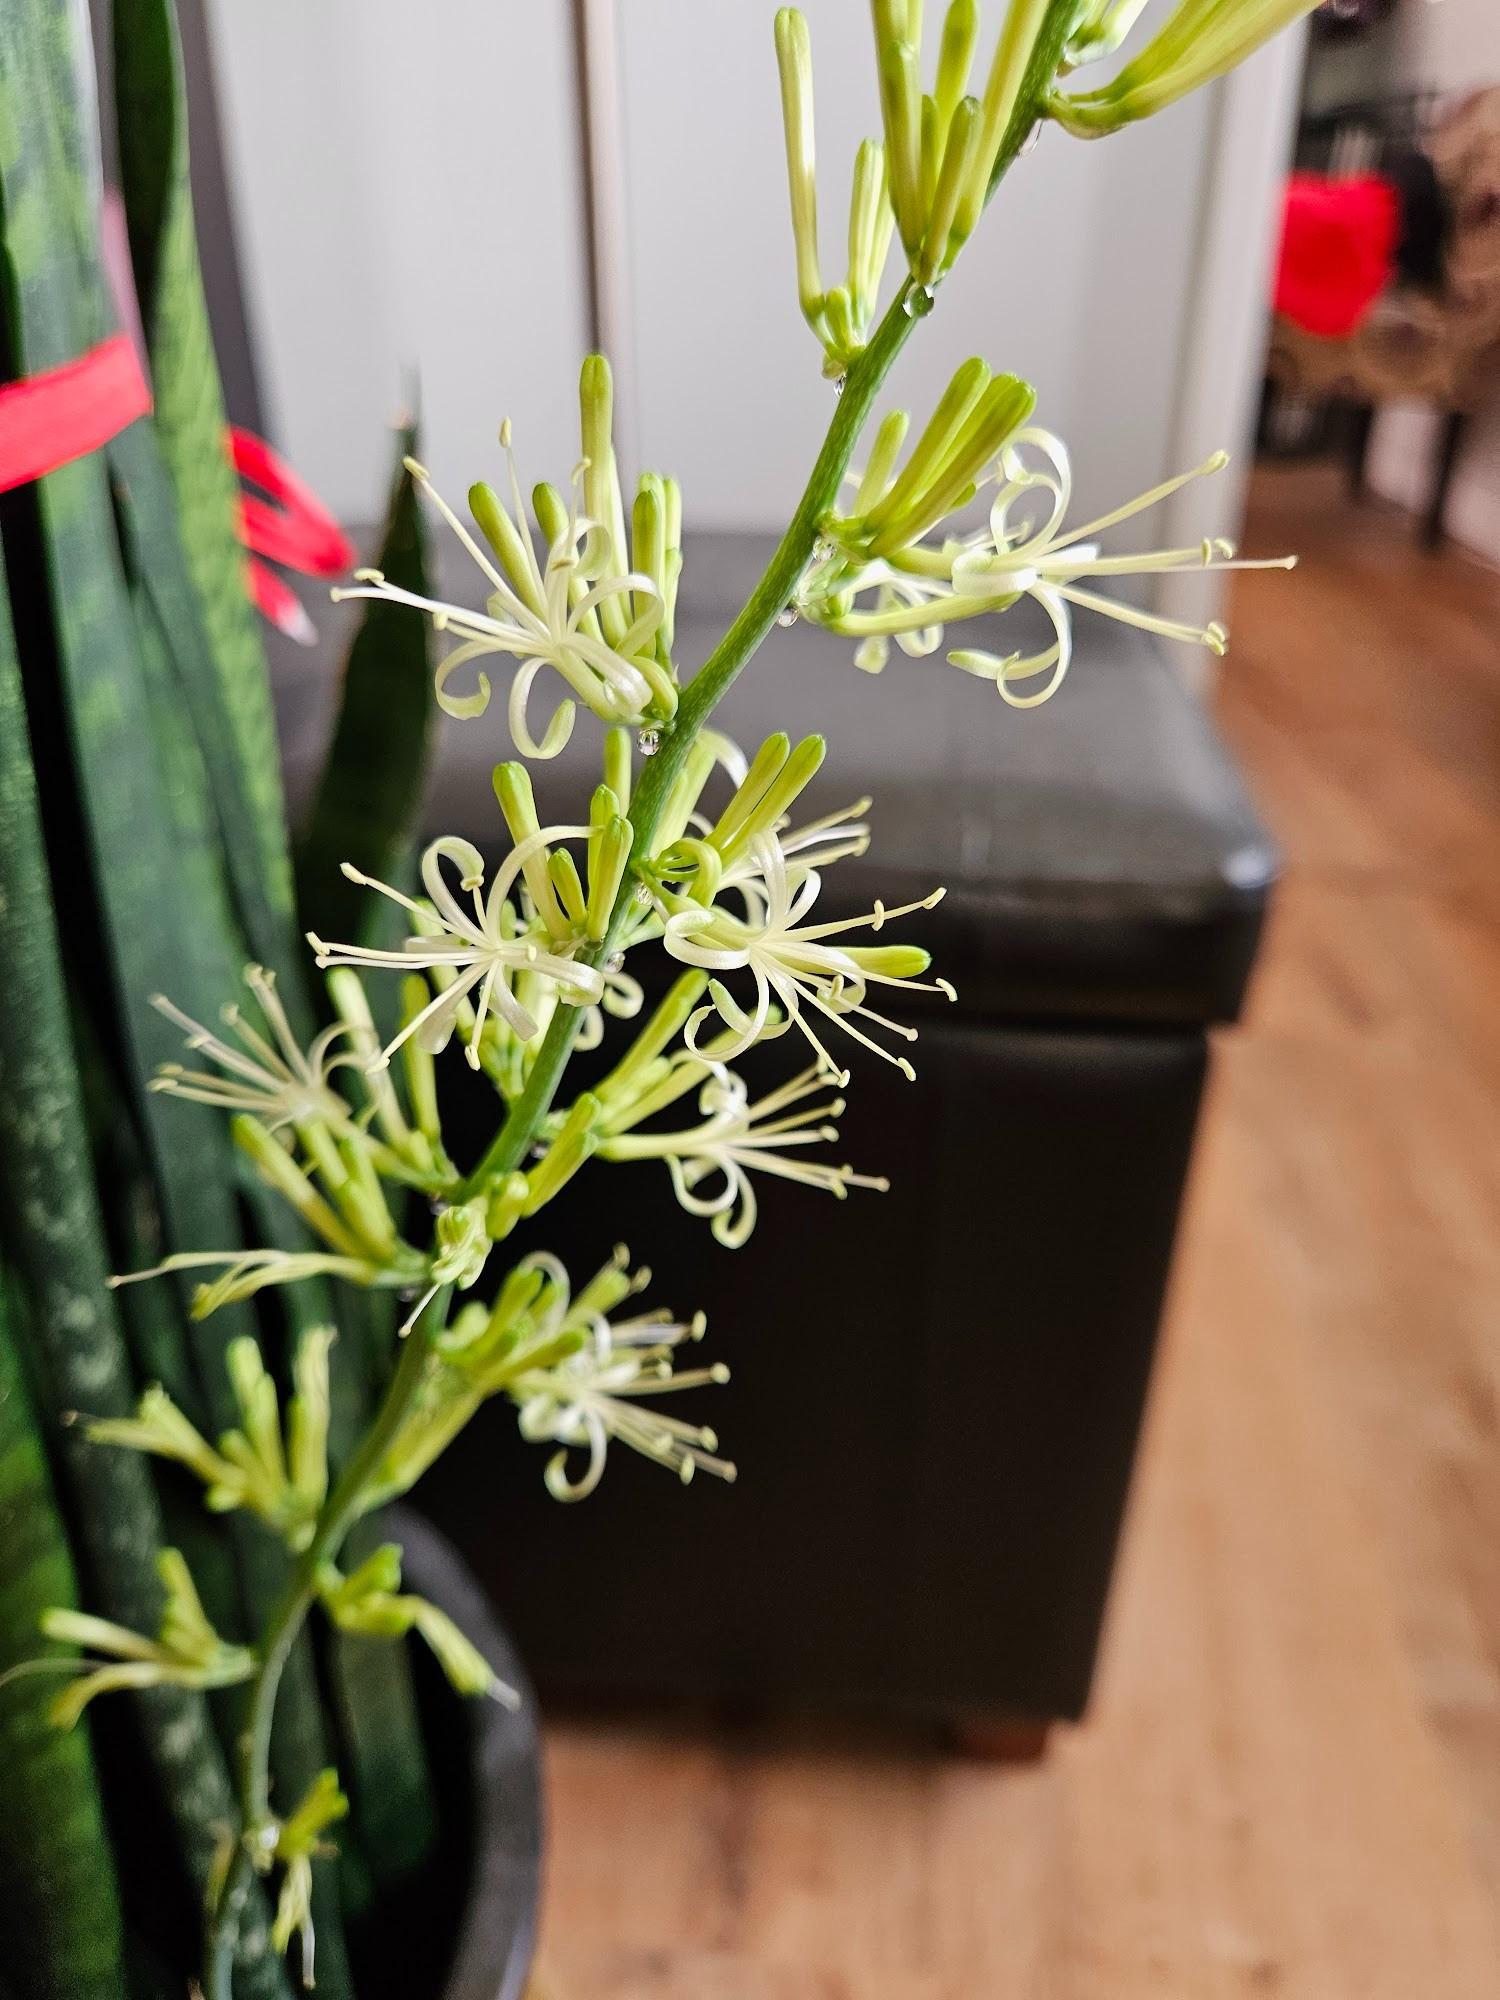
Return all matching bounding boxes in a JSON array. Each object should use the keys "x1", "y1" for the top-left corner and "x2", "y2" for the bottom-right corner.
[{"x1": 774, "y1": 8, "x2": 824, "y2": 322}]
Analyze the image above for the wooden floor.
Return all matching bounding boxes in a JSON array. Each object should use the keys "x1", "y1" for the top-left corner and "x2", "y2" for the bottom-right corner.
[{"x1": 532, "y1": 466, "x2": 1500, "y2": 1998}]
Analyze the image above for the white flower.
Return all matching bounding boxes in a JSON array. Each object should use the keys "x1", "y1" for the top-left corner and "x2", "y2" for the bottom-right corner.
[
  {"x1": 38, "y1": 1550, "x2": 254, "y2": 1729},
  {"x1": 657, "y1": 830, "x2": 953, "y2": 1081},
  {"x1": 109, "y1": 1248, "x2": 392, "y2": 1321},
  {"x1": 307, "y1": 833, "x2": 606, "y2": 1070},
  {"x1": 331, "y1": 440, "x2": 675, "y2": 758},
  {"x1": 508, "y1": 1253, "x2": 733, "y2": 1500},
  {"x1": 801, "y1": 427, "x2": 1294, "y2": 704},
  {"x1": 599, "y1": 1062, "x2": 887, "y2": 1246},
  {"x1": 150, "y1": 966, "x2": 355, "y2": 1133}
]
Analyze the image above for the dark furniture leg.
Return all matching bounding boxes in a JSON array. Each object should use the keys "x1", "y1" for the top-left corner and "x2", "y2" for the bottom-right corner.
[
  {"x1": 1425, "y1": 408, "x2": 1467, "y2": 548},
  {"x1": 953, "y1": 1719, "x2": 1053, "y2": 1764},
  {"x1": 1345, "y1": 401, "x2": 1375, "y2": 499}
]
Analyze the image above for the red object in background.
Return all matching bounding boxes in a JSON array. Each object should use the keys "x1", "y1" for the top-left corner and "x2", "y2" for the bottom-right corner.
[
  {"x1": 230, "y1": 426, "x2": 357, "y2": 644},
  {"x1": 0, "y1": 323, "x2": 351, "y2": 648},
  {"x1": 0, "y1": 332, "x2": 152, "y2": 492},
  {"x1": 1274, "y1": 172, "x2": 1401, "y2": 340}
]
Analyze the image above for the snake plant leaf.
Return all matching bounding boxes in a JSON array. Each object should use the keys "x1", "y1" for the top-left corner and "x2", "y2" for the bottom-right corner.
[
  {"x1": 0, "y1": 1271, "x2": 128, "y2": 2000},
  {"x1": 112, "y1": 0, "x2": 436, "y2": 1923},
  {"x1": 297, "y1": 429, "x2": 437, "y2": 951},
  {"x1": 109, "y1": 419, "x2": 307, "y2": 1009},
  {"x1": 0, "y1": 523, "x2": 289, "y2": 1999},
  {"x1": 112, "y1": 0, "x2": 296, "y2": 934}
]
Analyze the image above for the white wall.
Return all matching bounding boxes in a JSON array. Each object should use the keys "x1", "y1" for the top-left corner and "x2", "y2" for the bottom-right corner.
[
  {"x1": 203, "y1": 0, "x2": 590, "y2": 522},
  {"x1": 616, "y1": 0, "x2": 1214, "y2": 542},
  {"x1": 206, "y1": 0, "x2": 1299, "y2": 588}
]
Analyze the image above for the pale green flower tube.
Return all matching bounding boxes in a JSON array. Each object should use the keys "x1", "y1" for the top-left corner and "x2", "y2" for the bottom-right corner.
[{"x1": 1049, "y1": 0, "x2": 1316, "y2": 134}]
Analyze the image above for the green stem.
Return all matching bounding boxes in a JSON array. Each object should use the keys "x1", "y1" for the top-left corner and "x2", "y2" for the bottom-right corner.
[
  {"x1": 204, "y1": 1294, "x2": 447, "y2": 1995},
  {"x1": 205, "y1": 40, "x2": 1081, "y2": 1979},
  {"x1": 457, "y1": 277, "x2": 924, "y2": 1199},
  {"x1": 454, "y1": 14, "x2": 1071, "y2": 1205}
]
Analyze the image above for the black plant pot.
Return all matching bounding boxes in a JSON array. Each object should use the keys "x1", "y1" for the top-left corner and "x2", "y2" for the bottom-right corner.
[{"x1": 367, "y1": 1509, "x2": 543, "y2": 2000}]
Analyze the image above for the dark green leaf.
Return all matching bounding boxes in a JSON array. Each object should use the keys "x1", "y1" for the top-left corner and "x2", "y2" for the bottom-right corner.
[
  {"x1": 298, "y1": 431, "x2": 436, "y2": 948},
  {"x1": 0, "y1": 1270, "x2": 128, "y2": 2000}
]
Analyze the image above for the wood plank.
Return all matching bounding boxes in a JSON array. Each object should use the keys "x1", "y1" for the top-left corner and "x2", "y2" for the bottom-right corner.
[{"x1": 532, "y1": 465, "x2": 1500, "y2": 1997}]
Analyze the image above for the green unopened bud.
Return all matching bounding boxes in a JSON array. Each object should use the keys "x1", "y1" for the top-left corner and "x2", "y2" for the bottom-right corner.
[
  {"x1": 708, "y1": 733, "x2": 790, "y2": 856},
  {"x1": 524, "y1": 1095, "x2": 600, "y2": 1214},
  {"x1": 653, "y1": 732, "x2": 721, "y2": 854},
  {"x1": 595, "y1": 972, "x2": 710, "y2": 1114},
  {"x1": 604, "y1": 725, "x2": 633, "y2": 810},
  {"x1": 633, "y1": 476, "x2": 666, "y2": 615},
  {"x1": 232, "y1": 1116, "x2": 367, "y2": 1260},
  {"x1": 339, "y1": 1130, "x2": 400, "y2": 1260},
  {"x1": 227, "y1": 1337, "x2": 285, "y2": 1485},
  {"x1": 87, "y1": 1386, "x2": 228, "y2": 1495},
  {"x1": 934, "y1": 0, "x2": 980, "y2": 129},
  {"x1": 549, "y1": 848, "x2": 588, "y2": 927},
  {"x1": 493, "y1": 763, "x2": 569, "y2": 938},
  {"x1": 843, "y1": 943, "x2": 933, "y2": 979},
  {"x1": 854, "y1": 409, "x2": 911, "y2": 513},
  {"x1": 571, "y1": 1243, "x2": 644, "y2": 1322},
  {"x1": 156, "y1": 1549, "x2": 228, "y2": 1669},
  {"x1": 486, "y1": 1172, "x2": 531, "y2": 1243},
  {"x1": 532, "y1": 479, "x2": 569, "y2": 550},
  {"x1": 822, "y1": 285, "x2": 857, "y2": 362},
  {"x1": 288, "y1": 1326, "x2": 334, "y2": 1519},
  {"x1": 587, "y1": 814, "x2": 634, "y2": 942},
  {"x1": 726, "y1": 734, "x2": 825, "y2": 860},
  {"x1": 399, "y1": 977, "x2": 443, "y2": 1143},
  {"x1": 469, "y1": 482, "x2": 544, "y2": 616},
  {"x1": 588, "y1": 782, "x2": 622, "y2": 890},
  {"x1": 919, "y1": 93, "x2": 980, "y2": 280},
  {"x1": 1050, "y1": 0, "x2": 1315, "y2": 135},
  {"x1": 847, "y1": 138, "x2": 891, "y2": 327},
  {"x1": 658, "y1": 475, "x2": 683, "y2": 659},
  {"x1": 919, "y1": 94, "x2": 940, "y2": 222},
  {"x1": 876, "y1": 27, "x2": 923, "y2": 255},
  {"x1": 492, "y1": 759, "x2": 540, "y2": 844},
  {"x1": 326, "y1": 969, "x2": 411, "y2": 1147},
  {"x1": 954, "y1": 0, "x2": 1052, "y2": 241},
  {"x1": 868, "y1": 371, "x2": 1036, "y2": 554},
  {"x1": 859, "y1": 356, "x2": 990, "y2": 535},
  {"x1": 579, "y1": 354, "x2": 631, "y2": 645},
  {"x1": 505, "y1": 1320, "x2": 589, "y2": 1381},
  {"x1": 277, "y1": 1768, "x2": 348, "y2": 1869},
  {"x1": 432, "y1": 1199, "x2": 491, "y2": 1292},
  {"x1": 774, "y1": 8, "x2": 824, "y2": 324}
]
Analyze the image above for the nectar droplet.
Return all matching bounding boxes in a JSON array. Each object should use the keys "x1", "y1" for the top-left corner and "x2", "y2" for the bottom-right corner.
[
  {"x1": 903, "y1": 284, "x2": 936, "y2": 319},
  {"x1": 776, "y1": 606, "x2": 799, "y2": 628},
  {"x1": 637, "y1": 727, "x2": 661, "y2": 757}
]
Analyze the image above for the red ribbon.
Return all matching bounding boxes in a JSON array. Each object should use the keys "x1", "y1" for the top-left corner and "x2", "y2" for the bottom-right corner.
[
  {"x1": 230, "y1": 427, "x2": 356, "y2": 578},
  {"x1": 229, "y1": 426, "x2": 357, "y2": 644},
  {"x1": 0, "y1": 332, "x2": 153, "y2": 494},
  {"x1": 0, "y1": 331, "x2": 357, "y2": 646}
]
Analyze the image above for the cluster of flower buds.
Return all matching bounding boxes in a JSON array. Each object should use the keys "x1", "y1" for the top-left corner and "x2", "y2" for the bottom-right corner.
[
  {"x1": 358, "y1": 1248, "x2": 734, "y2": 1504},
  {"x1": 1050, "y1": 0, "x2": 1317, "y2": 136},
  {"x1": 251, "y1": 1770, "x2": 349, "y2": 1989},
  {"x1": 87, "y1": 1329, "x2": 333, "y2": 1550},
  {"x1": 314, "y1": 1544, "x2": 516, "y2": 1703},
  {"x1": 797, "y1": 358, "x2": 1294, "y2": 703},
  {"x1": 775, "y1": 1, "x2": 1067, "y2": 372},
  {"x1": 333, "y1": 356, "x2": 682, "y2": 758},
  {"x1": 39, "y1": 1549, "x2": 254, "y2": 1729},
  {"x1": 309, "y1": 760, "x2": 638, "y2": 1077}
]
